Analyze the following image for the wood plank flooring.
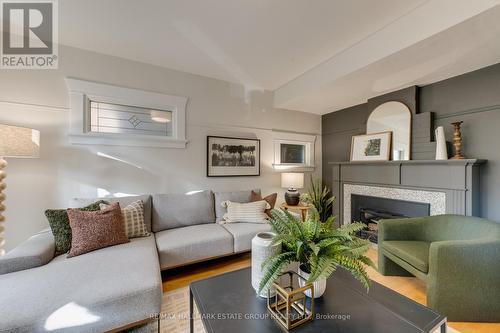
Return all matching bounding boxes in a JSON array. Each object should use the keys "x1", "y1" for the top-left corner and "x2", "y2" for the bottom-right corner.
[{"x1": 162, "y1": 249, "x2": 500, "y2": 333}]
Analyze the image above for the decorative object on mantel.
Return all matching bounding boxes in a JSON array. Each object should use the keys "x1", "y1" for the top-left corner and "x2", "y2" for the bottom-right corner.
[
  {"x1": 0, "y1": 124, "x2": 40, "y2": 256},
  {"x1": 367, "y1": 101, "x2": 411, "y2": 160},
  {"x1": 259, "y1": 209, "x2": 374, "y2": 300},
  {"x1": 435, "y1": 126, "x2": 448, "y2": 160},
  {"x1": 451, "y1": 121, "x2": 466, "y2": 159},
  {"x1": 267, "y1": 270, "x2": 314, "y2": 330},
  {"x1": 251, "y1": 232, "x2": 281, "y2": 298},
  {"x1": 206, "y1": 136, "x2": 260, "y2": 177},
  {"x1": 281, "y1": 172, "x2": 304, "y2": 205},
  {"x1": 350, "y1": 131, "x2": 392, "y2": 162}
]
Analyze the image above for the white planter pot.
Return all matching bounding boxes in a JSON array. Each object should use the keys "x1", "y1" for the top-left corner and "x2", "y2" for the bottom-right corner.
[
  {"x1": 251, "y1": 232, "x2": 281, "y2": 298},
  {"x1": 298, "y1": 266, "x2": 327, "y2": 298}
]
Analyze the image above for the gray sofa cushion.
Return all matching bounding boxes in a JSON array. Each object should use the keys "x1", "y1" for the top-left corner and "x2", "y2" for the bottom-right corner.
[
  {"x1": 0, "y1": 230, "x2": 55, "y2": 275},
  {"x1": 0, "y1": 235, "x2": 162, "y2": 332},
  {"x1": 152, "y1": 190, "x2": 215, "y2": 232},
  {"x1": 155, "y1": 224, "x2": 233, "y2": 269},
  {"x1": 222, "y1": 223, "x2": 272, "y2": 252},
  {"x1": 71, "y1": 195, "x2": 153, "y2": 232},
  {"x1": 214, "y1": 189, "x2": 260, "y2": 222}
]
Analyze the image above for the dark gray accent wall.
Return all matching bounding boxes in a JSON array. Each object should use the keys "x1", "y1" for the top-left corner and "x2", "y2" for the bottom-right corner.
[{"x1": 322, "y1": 62, "x2": 500, "y2": 222}]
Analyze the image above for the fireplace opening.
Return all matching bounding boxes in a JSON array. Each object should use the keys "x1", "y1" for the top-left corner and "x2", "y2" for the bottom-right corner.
[{"x1": 351, "y1": 194, "x2": 430, "y2": 244}]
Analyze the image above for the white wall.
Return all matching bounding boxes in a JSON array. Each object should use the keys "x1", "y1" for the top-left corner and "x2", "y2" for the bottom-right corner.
[{"x1": 0, "y1": 45, "x2": 321, "y2": 251}]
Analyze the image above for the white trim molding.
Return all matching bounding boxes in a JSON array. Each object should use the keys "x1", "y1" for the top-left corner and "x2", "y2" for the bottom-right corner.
[
  {"x1": 343, "y1": 184, "x2": 446, "y2": 225},
  {"x1": 66, "y1": 78, "x2": 188, "y2": 148}
]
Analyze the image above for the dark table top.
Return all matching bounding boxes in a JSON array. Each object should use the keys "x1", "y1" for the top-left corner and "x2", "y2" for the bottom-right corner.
[{"x1": 190, "y1": 267, "x2": 446, "y2": 333}]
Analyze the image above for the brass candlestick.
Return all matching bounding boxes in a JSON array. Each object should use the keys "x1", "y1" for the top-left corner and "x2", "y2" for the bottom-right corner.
[{"x1": 451, "y1": 121, "x2": 465, "y2": 160}]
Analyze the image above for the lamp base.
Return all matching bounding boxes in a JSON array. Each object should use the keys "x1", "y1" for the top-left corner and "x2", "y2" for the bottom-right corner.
[{"x1": 285, "y1": 189, "x2": 300, "y2": 206}]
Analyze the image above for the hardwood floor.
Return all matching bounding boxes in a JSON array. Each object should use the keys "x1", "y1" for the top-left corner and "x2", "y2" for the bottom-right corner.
[{"x1": 162, "y1": 249, "x2": 500, "y2": 333}]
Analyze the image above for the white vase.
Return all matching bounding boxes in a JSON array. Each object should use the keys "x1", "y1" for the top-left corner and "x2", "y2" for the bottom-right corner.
[
  {"x1": 298, "y1": 266, "x2": 327, "y2": 298},
  {"x1": 435, "y1": 126, "x2": 448, "y2": 160},
  {"x1": 251, "y1": 232, "x2": 281, "y2": 298}
]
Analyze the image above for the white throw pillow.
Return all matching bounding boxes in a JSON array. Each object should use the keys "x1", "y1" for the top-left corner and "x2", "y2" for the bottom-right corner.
[
  {"x1": 221, "y1": 200, "x2": 271, "y2": 224},
  {"x1": 100, "y1": 200, "x2": 150, "y2": 238}
]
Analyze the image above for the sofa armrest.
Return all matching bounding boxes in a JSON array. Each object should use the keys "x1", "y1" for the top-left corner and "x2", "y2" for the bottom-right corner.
[
  {"x1": 427, "y1": 238, "x2": 500, "y2": 321},
  {"x1": 0, "y1": 230, "x2": 55, "y2": 275},
  {"x1": 378, "y1": 217, "x2": 428, "y2": 242}
]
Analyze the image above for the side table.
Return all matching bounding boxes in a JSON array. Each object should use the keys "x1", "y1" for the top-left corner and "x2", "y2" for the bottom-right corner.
[{"x1": 281, "y1": 203, "x2": 313, "y2": 221}]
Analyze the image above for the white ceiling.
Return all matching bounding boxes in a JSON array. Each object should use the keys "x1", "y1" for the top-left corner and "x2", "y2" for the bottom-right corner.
[
  {"x1": 58, "y1": 1, "x2": 426, "y2": 87},
  {"x1": 31, "y1": 1, "x2": 500, "y2": 113}
]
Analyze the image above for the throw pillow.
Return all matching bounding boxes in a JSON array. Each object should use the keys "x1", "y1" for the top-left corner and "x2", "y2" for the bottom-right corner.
[
  {"x1": 251, "y1": 191, "x2": 277, "y2": 216},
  {"x1": 67, "y1": 202, "x2": 129, "y2": 258},
  {"x1": 45, "y1": 200, "x2": 108, "y2": 255},
  {"x1": 100, "y1": 200, "x2": 150, "y2": 238},
  {"x1": 221, "y1": 200, "x2": 271, "y2": 224}
]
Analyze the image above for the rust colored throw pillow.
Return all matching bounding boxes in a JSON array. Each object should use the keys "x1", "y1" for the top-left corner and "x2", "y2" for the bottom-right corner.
[
  {"x1": 67, "y1": 202, "x2": 129, "y2": 258},
  {"x1": 251, "y1": 191, "x2": 277, "y2": 216}
]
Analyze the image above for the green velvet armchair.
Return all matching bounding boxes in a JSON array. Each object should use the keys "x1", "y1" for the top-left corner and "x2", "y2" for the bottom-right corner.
[{"x1": 378, "y1": 214, "x2": 500, "y2": 322}]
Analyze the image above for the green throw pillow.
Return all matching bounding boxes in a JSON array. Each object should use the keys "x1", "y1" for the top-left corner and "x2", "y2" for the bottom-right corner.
[{"x1": 45, "y1": 200, "x2": 108, "y2": 255}]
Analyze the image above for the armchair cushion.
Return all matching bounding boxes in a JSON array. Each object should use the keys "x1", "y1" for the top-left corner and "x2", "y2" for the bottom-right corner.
[{"x1": 382, "y1": 241, "x2": 430, "y2": 273}]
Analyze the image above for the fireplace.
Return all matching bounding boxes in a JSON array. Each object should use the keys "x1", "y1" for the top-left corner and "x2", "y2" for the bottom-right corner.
[{"x1": 351, "y1": 194, "x2": 430, "y2": 243}]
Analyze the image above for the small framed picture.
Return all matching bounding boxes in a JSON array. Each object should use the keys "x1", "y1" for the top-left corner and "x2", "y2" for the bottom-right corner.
[
  {"x1": 350, "y1": 131, "x2": 392, "y2": 162},
  {"x1": 207, "y1": 136, "x2": 260, "y2": 177}
]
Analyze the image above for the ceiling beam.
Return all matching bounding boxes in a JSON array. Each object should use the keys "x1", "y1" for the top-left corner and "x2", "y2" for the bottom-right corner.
[{"x1": 273, "y1": 0, "x2": 500, "y2": 112}]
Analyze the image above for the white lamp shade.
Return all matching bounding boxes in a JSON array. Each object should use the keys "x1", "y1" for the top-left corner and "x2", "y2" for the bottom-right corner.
[
  {"x1": 281, "y1": 173, "x2": 304, "y2": 189},
  {"x1": 0, "y1": 124, "x2": 40, "y2": 158}
]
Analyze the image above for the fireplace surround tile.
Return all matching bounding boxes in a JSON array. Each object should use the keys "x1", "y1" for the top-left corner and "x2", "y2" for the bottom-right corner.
[{"x1": 343, "y1": 184, "x2": 446, "y2": 225}]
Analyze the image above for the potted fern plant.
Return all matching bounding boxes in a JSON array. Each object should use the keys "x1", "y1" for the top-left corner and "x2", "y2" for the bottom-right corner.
[{"x1": 258, "y1": 208, "x2": 375, "y2": 298}]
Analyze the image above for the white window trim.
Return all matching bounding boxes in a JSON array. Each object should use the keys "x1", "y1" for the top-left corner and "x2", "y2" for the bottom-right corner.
[
  {"x1": 272, "y1": 130, "x2": 316, "y2": 171},
  {"x1": 66, "y1": 78, "x2": 188, "y2": 148}
]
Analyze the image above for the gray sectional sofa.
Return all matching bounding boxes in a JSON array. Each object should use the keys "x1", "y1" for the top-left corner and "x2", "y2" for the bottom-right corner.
[{"x1": 0, "y1": 189, "x2": 271, "y2": 333}]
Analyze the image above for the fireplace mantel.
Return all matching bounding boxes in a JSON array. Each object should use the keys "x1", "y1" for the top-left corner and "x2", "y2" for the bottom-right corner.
[{"x1": 328, "y1": 159, "x2": 486, "y2": 225}]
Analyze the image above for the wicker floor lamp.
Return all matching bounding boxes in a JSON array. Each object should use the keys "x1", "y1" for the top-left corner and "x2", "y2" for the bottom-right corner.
[{"x1": 0, "y1": 124, "x2": 40, "y2": 256}]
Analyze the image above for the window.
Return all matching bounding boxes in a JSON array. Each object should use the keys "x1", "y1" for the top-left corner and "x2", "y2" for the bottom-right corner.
[
  {"x1": 89, "y1": 101, "x2": 173, "y2": 137},
  {"x1": 280, "y1": 143, "x2": 306, "y2": 164},
  {"x1": 66, "y1": 78, "x2": 187, "y2": 148},
  {"x1": 272, "y1": 131, "x2": 316, "y2": 171}
]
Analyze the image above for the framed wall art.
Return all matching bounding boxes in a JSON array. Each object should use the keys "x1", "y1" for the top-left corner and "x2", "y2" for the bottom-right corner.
[
  {"x1": 207, "y1": 136, "x2": 260, "y2": 177},
  {"x1": 350, "y1": 131, "x2": 392, "y2": 162}
]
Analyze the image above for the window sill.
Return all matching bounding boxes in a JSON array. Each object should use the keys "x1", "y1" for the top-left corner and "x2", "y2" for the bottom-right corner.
[
  {"x1": 69, "y1": 133, "x2": 187, "y2": 148},
  {"x1": 272, "y1": 164, "x2": 315, "y2": 172}
]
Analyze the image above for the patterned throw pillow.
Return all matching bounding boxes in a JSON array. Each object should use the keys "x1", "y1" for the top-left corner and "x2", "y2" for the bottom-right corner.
[
  {"x1": 221, "y1": 200, "x2": 271, "y2": 224},
  {"x1": 250, "y1": 191, "x2": 277, "y2": 216},
  {"x1": 45, "y1": 200, "x2": 108, "y2": 256},
  {"x1": 67, "y1": 202, "x2": 129, "y2": 258},
  {"x1": 100, "y1": 200, "x2": 150, "y2": 238}
]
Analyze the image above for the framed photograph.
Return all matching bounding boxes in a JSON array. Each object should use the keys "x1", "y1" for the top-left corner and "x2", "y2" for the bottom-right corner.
[
  {"x1": 207, "y1": 136, "x2": 260, "y2": 177},
  {"x1": 350, "y1": 131, "x2": 392, "y2": 162}
]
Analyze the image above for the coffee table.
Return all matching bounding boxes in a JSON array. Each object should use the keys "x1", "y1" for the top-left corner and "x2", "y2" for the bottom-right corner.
[{"x1": 189, "y1": 267, "x2": 446, "y2": 333}]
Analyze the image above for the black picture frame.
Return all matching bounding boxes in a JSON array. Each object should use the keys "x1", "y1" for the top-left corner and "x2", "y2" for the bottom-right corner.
[{"x1": 207, "y1": 136, "x2": 261, "y2": 177}]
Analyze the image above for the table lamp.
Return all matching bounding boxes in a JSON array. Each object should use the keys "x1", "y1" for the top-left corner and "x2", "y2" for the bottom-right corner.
[
  {"x1": 281, "y1": 172, "x2": 304, "y2": 206},
  {"x1": 0, "y1": 124, "x2": 40, "y2": 256}
]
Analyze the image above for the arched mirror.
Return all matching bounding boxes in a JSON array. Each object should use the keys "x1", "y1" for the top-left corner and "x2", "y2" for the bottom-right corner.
[{"x1": 367, "y1": 101, "x2": 411, "y2": 160}]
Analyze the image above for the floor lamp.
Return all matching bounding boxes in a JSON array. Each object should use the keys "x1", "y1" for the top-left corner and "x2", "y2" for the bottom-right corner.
[{"x1": 0, "y1": 124, "x2": 40, "y2": 256}]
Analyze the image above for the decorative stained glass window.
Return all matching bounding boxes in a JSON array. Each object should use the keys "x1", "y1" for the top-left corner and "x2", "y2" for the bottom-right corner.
[{"x1": 89, "y1": 101, "x2": 173, "y2": 137}]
